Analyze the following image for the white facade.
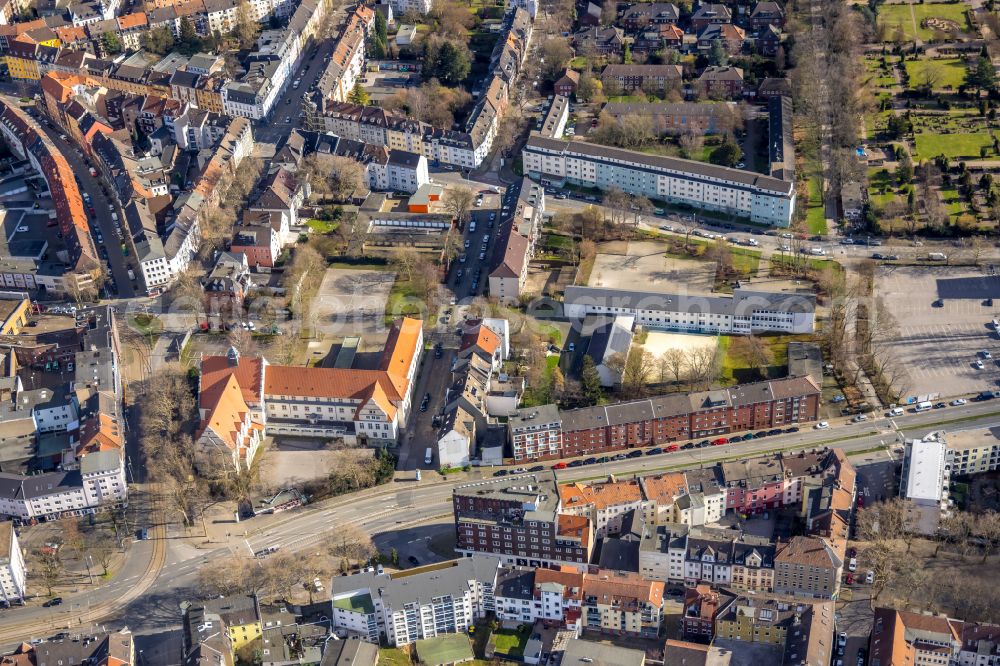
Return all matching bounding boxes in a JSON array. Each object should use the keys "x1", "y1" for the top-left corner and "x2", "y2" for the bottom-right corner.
[
  {"x1": 0, "y1": 522, "x2": 26, "y2": 604},
  {"x1": 900, "y1": 437, "x2": 950, "y2": 507},
  {"x1": 438, "y1": 428, "x2": 472, "y2": 468},
  {"x1": 81, "y1": 454, "x2": 129, "y2": 506},
  {"x1": 388, "y1": 0, "x2": 432, "y2": 15},
  {"x1": 563, "y1": 286, "x2": 815, "y2": 336},
  {"x1": 524, "y1": 135, "x2": 795, "y2": 227},
  {"x1": 331, "y1": 557, "x2": 499, "y2": 646}
]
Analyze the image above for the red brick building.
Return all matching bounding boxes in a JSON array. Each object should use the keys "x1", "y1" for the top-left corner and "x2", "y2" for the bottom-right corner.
[
  {"x1": 508, "y1": 376, "x2": 820, "y2": 462},
  {"x1": 453, "y1": 472, "x2": 594, "y2": 568}
]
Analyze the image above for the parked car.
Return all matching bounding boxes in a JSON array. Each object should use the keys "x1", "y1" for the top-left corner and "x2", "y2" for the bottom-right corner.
[{"x1": 815, "y1": 421, "x2": 830, "y2": 429}]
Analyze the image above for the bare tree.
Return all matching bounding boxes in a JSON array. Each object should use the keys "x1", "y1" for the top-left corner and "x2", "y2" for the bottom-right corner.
[
  {"x1": 661, "y1": 348, "x2": 687, "y2": 385},
  {"x1": 35, "y1": 550, "x2": 63, "y2": 597},
  {"x1": 442, "y1": 187, "x2": 475, "y2": 225},
  {"x1": 327, "y1": 523, "x2": 376, "y2": 563}
]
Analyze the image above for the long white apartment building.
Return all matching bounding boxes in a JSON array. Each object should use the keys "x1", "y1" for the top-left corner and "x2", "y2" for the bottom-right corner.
[
  {"x1": 0, "y1": 520, "x2": 26, "y2": 604},
  {"x1": 330, "y1": 557, "x2": 500, "y2": 646},
  {"x1": 523, "y1": 135, "x2": 795, "y2": 227},
  {"x1": 563, "y1": 286, "x2": 816, "y2": 335}
]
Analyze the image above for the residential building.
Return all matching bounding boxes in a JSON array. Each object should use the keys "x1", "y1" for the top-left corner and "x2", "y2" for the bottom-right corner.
[
  {"x1": 453, "y1": 471, "x2": 594, "y2": 567},
  {"x1": 23, "y1": 629, "x2": 134, "y2": 666},
  {"x1": 621, "y1": 3, "x2": 679, "y2": 30},
  {"x1": 387, "y1": 0, "x2": 432, "y2": 16},
  {"x1": 524, "y1": 135, "x2": 794, "y2": 226},
  {"x1": 572, "y1": 26, "x2": 624, "y2": 55},
  {"x1": 554, "y1": 69, "x2": 579, "y2": 97},
  {"x1": 508, "y1": 403, "x2": 562, "y2": 461},
  {"x1": 768, "y1": 95, "x2": 795, "y2": 182},
  {"x1": 187, "y1": 595, "x2": 263, "y2": 653},
  {"x1": 696, "y1": 24, "x2": 746, "y2": 55},
  {"x1": 495, "y1": 566, "x2": 663, "y2": 638},
  {"x1": 942, "y1": 427, "x2": 1000, "y2": 477},
  {"x1": 772, "y1": 536, "x2": 842, "y2": 600},
  {"x1": 538, "y1": 94, "x2": 569, "y2": 139},
  {"x1": 559, "y1": 476, "x2": 649, "y2": 538},
  {"x1": 0, "y1": 520, "x2": 25, "y2": 604},
  {"x1": 381, "y1": 150, "x2": 429, "y2": 194},
  {"x1": 698, "y1": 65, "x2": 745, "y2": 99},
  {"x1": 868, "y1": 607, "x2": 963, "y2": 666},
  {"x1": 601, "y1": 64, "x2": 682, "y2": 93},
  {"x1": 749, "y1": 1, "x2": 785, "y2": 31},
  {"x1": 506, "y1": 375, "x2": 821, "y2": 461},
  {"x1": 691, "y1": 3, "x2": 732, "y2": 30},
  {"x1": 330, "y1": 557, "x2": 500, "y2": 645},
  {"x1": 563, "y1": 286, "x2": 815, "y2": 334},
  {"x1": 488, "y1": 177, "x2": 545, "y2": 304},
  {"x1": 682, "y1": 585, "x2": 735, "y2": 641}
]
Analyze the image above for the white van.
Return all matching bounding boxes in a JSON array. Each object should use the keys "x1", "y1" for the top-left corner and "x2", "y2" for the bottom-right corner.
[
  {"x1": 915, "y1": 401, "x2": 933, "y2": 412},
  {"x1": 992, "y1": 318, "x2": 999, "y2": 330},
  {"x1": 424, "y1": 447, "x2": 433, "y2": 465},
  {"x1": 887, "y1": 407, "x2": 904, "y2": 417}
]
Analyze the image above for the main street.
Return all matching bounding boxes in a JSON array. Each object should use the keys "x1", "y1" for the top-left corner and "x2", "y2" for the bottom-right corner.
[{"x1": 4, "y1": 402, "x2": 1000, "y2": 657}]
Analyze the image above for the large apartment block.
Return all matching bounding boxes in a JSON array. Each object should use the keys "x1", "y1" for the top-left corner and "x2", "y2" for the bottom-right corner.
[
  {"x1": 563, "y1": 286, "x2": 816, "y2": 335},
  {"x1": 507, "y1": 376, "x2": 821, "y2": 461},
  {"x1": 524, "y1": 135, "x2": 795, "y2": 226},
  {"x1": 0, "y1": 520, "x2": 26, "y2": 604},
  {"x1": 453, "y1": 472, "x2": 594, "y2": 568},
  {"x1": 330, "y1": 557, "x2": 501, "y2": 646}
]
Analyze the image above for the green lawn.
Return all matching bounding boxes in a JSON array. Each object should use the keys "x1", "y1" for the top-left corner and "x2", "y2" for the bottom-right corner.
[
  {"x1": 805, "y1": 176, "x2": 826, "y2": 235},
  {"x1": 939, "y1": 186, "x2": 970, "y2": 222},
  {"x1": 730, "y1": 247, "x2": 762, "y2": 276},
  {"x1": 378, "y1": 648, "x2": 411, "y2": 666},
  {"x1": 914, "y1": 131, "x2": 995, "y2": 160},
  {"x1": 568, "y1": 56, "x2": 588, "y2": 70},
  {"x1": 492, "y1": 626, "x2": 530, "y2": 657},
  {"x1": 865, "y1": 56, "x2": 898, "y2": 88},
  {"x1": 878, "y1": 2, "x2": 969, "y2": 41},
  {"x1": 306, "y1": 218, "x2": 337, "y2": 233},
  {"x1": 607, "y1": 94, "x2": 653, "y2": 103},
  {"x1": 904, "y1": 58, "x2": 967, "y2": 89}
]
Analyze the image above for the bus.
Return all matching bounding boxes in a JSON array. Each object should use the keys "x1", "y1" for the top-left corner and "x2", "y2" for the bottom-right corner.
[{"x1": 914, "y1": 401, "x2": 933, "y2": 412}]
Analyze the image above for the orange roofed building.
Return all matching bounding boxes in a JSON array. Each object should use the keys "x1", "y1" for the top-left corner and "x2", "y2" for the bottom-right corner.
[
  {"x1": 495, "y1": 564, "x2": 664, "y2": 638},
  {"x1": 199, "y1": 318, "x2": 422, "y2": 450}
]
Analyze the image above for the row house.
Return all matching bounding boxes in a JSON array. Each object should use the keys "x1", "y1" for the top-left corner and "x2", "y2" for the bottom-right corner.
[
  {"x1": 639, "y1": 523, "x2": 775, "y2": 593},
  {"x1": 507, "y1": 375, "x2": 820, "y2": 462},
  {"x1": 0, "y1": 520, "x2": 26, "y2": 604},
  {"x1": 488, "y1": 177, "x2": 544, "y2": 305},
  {"x1": 495, "y1": 566, "x2": 663, "y2": 639},
  {"x1": 621, "y1": 2, "x2": 679, "y2": 30},
  {"x1": 870, "y1": 608, "x2": 1000, "y2": 666},
  {"x1": 230, "y1": 210, "x2": 288, "y2": 268},
  {"x1": 559, "y1": 477, "x2": 652, "y2": 539}
]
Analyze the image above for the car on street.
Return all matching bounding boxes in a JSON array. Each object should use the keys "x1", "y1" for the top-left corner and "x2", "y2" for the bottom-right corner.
[
  {"x1": 528, "y1": 465, "x2": 544, "y2": 472},
  {"x1": 551, "y1": 462, "x2": 567, "y2": 470},
  {"x1": 951, "y1": 398, "x2": 967, "y2": 406},
  {"x1": 815, "y1": 421, "x2": 830, "y2": 429},
  {"x1": 646, "y1": 447, "x2": 662, "y2": 456},
  {"x1": 493, "y1": 469, "x2": 507, "y2": 477},
  {"x1": 711, "y1": 438, "x2": 728, "y2": 446},
  {"x1": 43, "y1": 598, "x2": 62, "y2": 607},
  {"x1": 846, "y1": 573, "x2": 854, "y2": 585},
  {"x1": 974, "y1": 359, "x2": 985, "y2": 369}
]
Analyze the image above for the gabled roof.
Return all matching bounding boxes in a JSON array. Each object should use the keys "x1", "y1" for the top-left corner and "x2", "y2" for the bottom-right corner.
[{"x1": 197, "y1": 373, "x2": 251, "y2": 452}]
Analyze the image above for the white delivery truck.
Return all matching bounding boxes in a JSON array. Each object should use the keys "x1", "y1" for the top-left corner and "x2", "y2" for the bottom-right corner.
[{"x1": 424, "y1": 447, "x2": 433, "y2": 465}]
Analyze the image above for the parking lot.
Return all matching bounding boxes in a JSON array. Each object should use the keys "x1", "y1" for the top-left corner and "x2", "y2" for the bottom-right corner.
[{"x1": 878, "y1": 265, "x2": 1000, "y2": 399}]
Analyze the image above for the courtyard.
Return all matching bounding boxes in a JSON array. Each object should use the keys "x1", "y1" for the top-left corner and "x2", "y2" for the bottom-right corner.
[
  {"x1": 312, "y1": 267, "x2": 396, "y2": 339},
  {"x1": 588, "y1": 240, "x2": 717, "y2": 294}
]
